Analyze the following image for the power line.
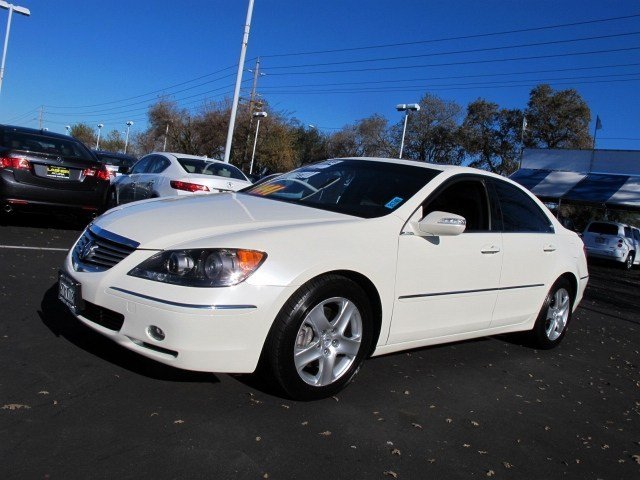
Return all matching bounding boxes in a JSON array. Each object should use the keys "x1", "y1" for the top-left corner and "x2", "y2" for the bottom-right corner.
[
  {"x1": 261, "y1": 13, "x2": 640, "y2": 58},
  {"x1": 261, "y1": 77, "x2": 640, "y2": 95},
  {"x1": 265, "y1": 46, "x2": 640, "y2": 76},
  {"x1": 258, "y1": 66, "x2": 640, "y2": 91},
  {"x1": 265, "y1": 31, "x2": 640, "y2": 70},
  {"x1": 44, "y1": 64, "x2": 238, "y2": 109}
]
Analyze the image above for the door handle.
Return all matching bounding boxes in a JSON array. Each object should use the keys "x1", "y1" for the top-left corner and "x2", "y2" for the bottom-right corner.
[
  {"x1": 481, "y1": 244, "x2": 501, "y2": 254},
  {"x1": 543, "y1": 243, "x2": 556, "y2": 252}
]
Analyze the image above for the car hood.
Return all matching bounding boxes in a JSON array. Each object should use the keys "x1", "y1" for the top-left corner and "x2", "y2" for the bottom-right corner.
[{"x1": 94, "y1": 193, "x2": 354, "y2": 249}]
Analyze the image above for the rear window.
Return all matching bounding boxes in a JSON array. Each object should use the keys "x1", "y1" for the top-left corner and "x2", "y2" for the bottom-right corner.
[
  {"x1": 1, "y1": 130, "x2": 94, "y2": 162},
  {"x1": 177, "y1": 158, "x2": 247, "y2": 181},
  {"x1": 587, "y1": 222, "x2": 619, "y2": 235}
]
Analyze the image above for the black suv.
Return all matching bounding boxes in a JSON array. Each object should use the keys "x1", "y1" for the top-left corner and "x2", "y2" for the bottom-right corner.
[{"x1": 0, "y1": 125, "x2": 110, "y2": 215}]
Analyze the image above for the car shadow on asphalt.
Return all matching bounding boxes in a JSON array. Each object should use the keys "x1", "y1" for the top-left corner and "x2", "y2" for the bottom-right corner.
[{"x1": 38, "y1": 284, "x2": 220, "y2": 384}]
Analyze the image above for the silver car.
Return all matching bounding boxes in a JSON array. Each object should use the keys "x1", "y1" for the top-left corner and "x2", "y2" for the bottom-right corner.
[{"x1": 582, "y1": 221, "x2": 636, "y2": 269}]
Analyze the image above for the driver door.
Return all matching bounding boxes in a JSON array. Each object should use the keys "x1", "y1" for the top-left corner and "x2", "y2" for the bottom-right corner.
[{"x1": 389, "y1": 177, "x2": 503, "y2": 344}]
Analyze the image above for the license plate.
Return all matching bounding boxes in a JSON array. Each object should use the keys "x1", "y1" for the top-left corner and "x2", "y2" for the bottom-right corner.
[
  {"x1": 595, "y1": 237, "x2": 605, "y2": 244},
  {"x1": 58, "y1": 271, "x2": 83, "y2": 313},
  {"x1": 47, "y1": 165, "x2": 70, "y2": 179}
]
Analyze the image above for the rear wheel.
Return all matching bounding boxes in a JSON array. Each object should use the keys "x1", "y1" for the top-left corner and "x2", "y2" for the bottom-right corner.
[
  {"x1": 528, "y1": 278, "x2": 573, "y2": 349},
  {"x1": 624, "y1": 253, "x2": 634, "y2": 270},
  {"x1": 263, "y1": 275, "x2": 373, "y2": 400}
]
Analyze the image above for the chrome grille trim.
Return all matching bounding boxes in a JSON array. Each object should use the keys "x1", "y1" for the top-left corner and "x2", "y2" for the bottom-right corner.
[{"x1": 72, "y1": 224, "x2": 139, "y2": 272}]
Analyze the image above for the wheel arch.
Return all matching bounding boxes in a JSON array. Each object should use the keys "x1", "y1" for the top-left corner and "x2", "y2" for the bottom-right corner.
[
  {"x1": 557, "y1": 271, "x2": 578, "y2": 302},
  {"x1": 327, "y1": 269, "x2": 383, "y2": 356}
]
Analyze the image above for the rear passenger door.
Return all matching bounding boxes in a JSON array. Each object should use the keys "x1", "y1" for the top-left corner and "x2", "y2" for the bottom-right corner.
[
  {"x1": 135, "y1": 155, "x2": 171, "y2": 200},
  {"x1": 489, "y1": 178, "x2": 557, "y2": 328},
  {"x1": 117, "y1": 156, "x2": 150, "y2": 204}
]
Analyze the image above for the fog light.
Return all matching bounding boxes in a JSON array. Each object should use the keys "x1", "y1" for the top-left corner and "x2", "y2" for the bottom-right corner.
[{"x1": 147, "y1": 325, "x2": 165, "y2": 341}]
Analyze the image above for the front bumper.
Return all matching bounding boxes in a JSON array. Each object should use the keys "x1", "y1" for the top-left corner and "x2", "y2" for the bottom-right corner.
[{"x1": 60, "y1": 250, "x2": 292, "y2": 373}]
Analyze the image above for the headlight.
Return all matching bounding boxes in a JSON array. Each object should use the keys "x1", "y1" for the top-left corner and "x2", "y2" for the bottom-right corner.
[{"x1": 128, "y1": 249, "x2": 266, "y2": 287}]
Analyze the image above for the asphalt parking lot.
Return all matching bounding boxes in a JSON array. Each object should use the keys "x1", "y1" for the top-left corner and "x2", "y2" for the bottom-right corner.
[{"x1": 1, "y1": 213, "x2": 639, "y2": 480}]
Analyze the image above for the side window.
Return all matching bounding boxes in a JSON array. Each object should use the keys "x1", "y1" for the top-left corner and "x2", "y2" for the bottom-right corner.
[
  {"x1": 492, "y1": 179, "x2": 554, "y2": 233},
  {"x1": 624, "y1": 226, "x2": 632, "y2": 239},
  {"x1": 130, "y1": 157, "x2": 151, "y2": 174},
  {"x1": 148, "y1": 156, "x2": 170, "y2": 174},
  {"x1": 422, "y1": 179, "x2": 490, "y2": 232}
]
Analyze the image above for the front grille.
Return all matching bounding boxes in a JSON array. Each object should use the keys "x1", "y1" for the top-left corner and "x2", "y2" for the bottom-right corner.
[
  {"x1": 79, "y1": 301, "x2": 125, "y2": 331},
  {"x1": 72, "y1": 224, "x2": 139, "y2": 272}
]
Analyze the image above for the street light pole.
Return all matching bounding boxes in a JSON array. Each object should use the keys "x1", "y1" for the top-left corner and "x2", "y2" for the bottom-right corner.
[
  {"x1": 223, "y1": 0, "x2": 255, "y2": 163},
  {"x1": 0, "y1": 1, "x2": 30, "y2": 96},
  {"x1": 95, "y1": 124, "x2": 104, "y2": 149},
  {"x1": 250, "y1": 111, "x2": 267, "y2": 175},
  {"x1": 65, "y1": 125, "x2": 71, "y2": 135},
  {"x1": 124, "y1": 121, "x2": 133, "y2": 153},
  {"x1": 396, "y1": 103, "x2": 420, "y2": 159}
]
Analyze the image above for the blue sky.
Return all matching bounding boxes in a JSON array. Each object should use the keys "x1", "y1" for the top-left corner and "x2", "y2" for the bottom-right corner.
[{"x1": 1, "y1": 0, "x2": 639, "y2": 150}]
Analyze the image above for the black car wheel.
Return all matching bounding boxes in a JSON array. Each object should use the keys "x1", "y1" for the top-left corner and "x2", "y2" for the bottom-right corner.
[{"x1": 263, "y1": 274, "x2": 373, "y2": 400}]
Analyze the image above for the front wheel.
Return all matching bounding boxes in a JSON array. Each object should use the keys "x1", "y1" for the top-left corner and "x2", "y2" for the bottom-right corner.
[
  {"x1": 263, "y1": 275, "x2": 373, "y2": 400},
  {"x1": 528, "y1": 278, "x2": 573, "y2": 349}
]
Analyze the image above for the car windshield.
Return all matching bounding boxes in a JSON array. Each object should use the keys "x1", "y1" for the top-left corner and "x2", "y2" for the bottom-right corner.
[
  {"x1": 242, "y1": 159, "x2": 440, "y2": 218},
  {"x1": 177, "y1": 158, "x2": 248, "y2": 181},
  {"x1": 587, "y1": 222, "x2": 619, "y2": 235},
  {"x1": 2, "y1": 130, "x2": 94, "y2": 162}
]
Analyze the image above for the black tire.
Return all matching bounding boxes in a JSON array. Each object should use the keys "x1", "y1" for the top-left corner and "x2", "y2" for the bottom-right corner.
[
  {"x1": 263, "y1": 274, "x2": 373, "y2": 400},
  {"x1": 623, "y1": 253, "x2": 634, "y2": 270},
  {"x1": 528, "y1": 277, "x2": 574, "y2": 350}
]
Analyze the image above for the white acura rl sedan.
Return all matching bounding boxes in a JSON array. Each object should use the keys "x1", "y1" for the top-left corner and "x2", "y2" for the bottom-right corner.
[{"x1": 59, "y1": 158, "x2": 588, "y2": 400}]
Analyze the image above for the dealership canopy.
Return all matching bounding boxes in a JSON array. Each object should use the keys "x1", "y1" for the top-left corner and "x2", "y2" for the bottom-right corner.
[{"x1": 511, "y1": 148, "x2": 640, "y2": 212}]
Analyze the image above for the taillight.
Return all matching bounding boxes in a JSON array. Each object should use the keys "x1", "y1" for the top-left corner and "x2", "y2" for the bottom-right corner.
[
  {"x1": 170, "y1": 180, "x2": 209, "y2": 192},
  {"x1": 83, "y1": 166, "x2": 111, "y2": 181},
  {"x1": 617, "y1": 238, "x2": 624, "y2": 248},
  {"x1": 0, "y1": 156, "x2": 30, "y2": 170}
]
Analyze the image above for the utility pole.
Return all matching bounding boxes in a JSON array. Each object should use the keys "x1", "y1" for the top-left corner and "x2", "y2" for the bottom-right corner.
[
  {"x1": 38, "y1": 105, "x2": 43, "y2": 129},
  {"x1": 223, "y1": 0, "x2": 255, "y2": 163},
  {"x1": 242, "y1": 57, "x2": 262, "y2": 167},
  {"x1": 163, "y1": 123, "x2": 170, "y2": 151}
]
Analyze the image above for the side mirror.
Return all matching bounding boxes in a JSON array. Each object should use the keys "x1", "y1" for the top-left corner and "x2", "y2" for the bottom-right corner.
[
  {"x1": 118, "y1": 166, "x2": 130, "y2": 174},
  {"x1": 416, "y1": 211, "x2": 466, "y2": 237}
]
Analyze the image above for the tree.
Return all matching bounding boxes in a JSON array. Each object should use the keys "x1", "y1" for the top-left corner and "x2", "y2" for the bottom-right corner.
[
  {"x1": 524, "y1": 84, "x2": 592, "y2": 149},
  {"x1": 292, "y1": 124, "x2": 328, "y2": 166},
  {"x1": 461, "y1": 99, "x2": 522, "y2": 175},
  {"x1": 327, "y1": 114, "x2": 393, "y2": 158},
  {"x1": 99, "y1": 130, "x2": 125, "y2": 153},
  {"x1": 69, "y1": 123, "x2": 96, "y2": 149},
  {"x1": 395, "y1": 93, "x2": 463, "y2": 164}
]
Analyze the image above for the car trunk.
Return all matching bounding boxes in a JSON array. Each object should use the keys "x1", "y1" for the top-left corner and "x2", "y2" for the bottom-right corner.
[{"x1": 7, "y1": 149, "x2": 105, "y2": 192}]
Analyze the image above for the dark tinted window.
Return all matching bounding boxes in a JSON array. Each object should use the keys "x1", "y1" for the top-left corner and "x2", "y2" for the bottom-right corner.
[
  {"x1": 243, "y1": 159, "x2": 440, "y2": 218},
  {"x1": 633, "y1": 230, "x2": 640, "y2": 242},
  {"x1": 130, "y1": 157, "x2": 151, "y2": 174},
  {"x1": 492, "y1": 179, "x2": 554, "y2": 233},
  {"x1": 423, "y1": 179, "x2": 490, "y2": 232},
  {"x1": 624, "y1": 226, "x2": 632, "y2": 238},
  {"x1": 2, "y1": 130, "x2": 94, "y2": 161},
  {"x1": 587, "y1": 222, "x2": 619, "y2": 235},
  {"x1": 177, "y1": 158, "x2": 248, "y2": 181},
  {"x1": 95, "y1": 153, "x2": 135, "y2": 168}
]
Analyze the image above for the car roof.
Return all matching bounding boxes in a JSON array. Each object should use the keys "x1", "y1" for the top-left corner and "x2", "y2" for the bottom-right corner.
[
  {"x1": 0, "y1": 123, "x2": 77, "y2": 141},
  {"x1": 335, "y1": 156, "x2": 508, "y2": 179},
  {"x1": 157, "y1": 152, "x2": 225, "y2": 163}
]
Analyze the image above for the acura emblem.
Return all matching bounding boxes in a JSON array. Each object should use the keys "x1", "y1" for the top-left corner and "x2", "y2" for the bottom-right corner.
[{"x1": 80, "y1": 241, "x2": 98, "y2": 260}]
